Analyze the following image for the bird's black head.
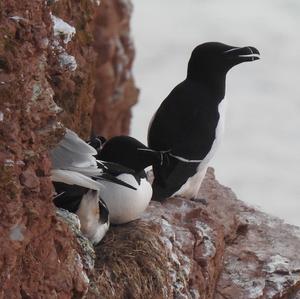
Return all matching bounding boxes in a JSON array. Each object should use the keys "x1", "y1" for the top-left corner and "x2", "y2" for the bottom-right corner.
[
  {"x1": 98, "y1": 136, "x2": 161, "y2": 173},
  {"x1": 187, "y1": 42, "x2": 260, "y2": 81},
  {"x1": 88, "y1": 135, "x2": 107, "y2": 152}
]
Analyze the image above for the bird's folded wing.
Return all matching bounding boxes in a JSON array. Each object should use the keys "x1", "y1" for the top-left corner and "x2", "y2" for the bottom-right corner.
[
  {"x1": 61, "y1": 129, "x2": 97, "y2": 155},
  {"x1": 50, "y1": 146, "x2": 97, "y2": 168},
  {"x1": 50, "y1": 129, "x2": 98, "y2": 171},
  {"x1": 64, "y1": 165, "x2": 102, "y2": 177},
  {"x1": 51, "y1": 169, "x2": 104, "y2": 191}
]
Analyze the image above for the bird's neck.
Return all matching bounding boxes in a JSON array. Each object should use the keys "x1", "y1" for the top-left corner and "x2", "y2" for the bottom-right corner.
[
  {"x1": 135, "y1": 149, "x2": 162, "y2": 171},
  {"x1": 187, "y1": 70, "x2": 227, "y2": 100}
]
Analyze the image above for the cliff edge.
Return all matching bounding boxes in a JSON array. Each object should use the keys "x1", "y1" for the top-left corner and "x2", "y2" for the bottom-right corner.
[{"x1": 86, "y1": 168, "x2": 300, "y2": 299}]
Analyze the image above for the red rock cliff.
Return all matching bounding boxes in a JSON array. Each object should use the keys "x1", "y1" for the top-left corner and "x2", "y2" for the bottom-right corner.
[
  {"x1": 0, "y1": 0, "x2": 89, "y2": 297},
  {"x1": 92, "y1": 0, "x2": 138, "y2": 138},
  {"x1": 0, "y1": 0, "x2": 137, "y2": 297}
]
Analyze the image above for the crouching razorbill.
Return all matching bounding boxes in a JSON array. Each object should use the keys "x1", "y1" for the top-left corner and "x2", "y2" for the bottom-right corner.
[
  {"x1": 50, "y1": 129, "x2": 135, "y2": 244},
  {"x1": 90, "y1": 135, "x2": 162, "y2": 224},
  {"x1": 148, "y1": 42, "x2": 260, "y2": 201}
]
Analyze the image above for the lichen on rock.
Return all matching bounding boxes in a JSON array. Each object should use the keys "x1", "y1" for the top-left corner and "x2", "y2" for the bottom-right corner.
[{"x1": 56, "y1": 208, "x2": 96, "y2": 272}]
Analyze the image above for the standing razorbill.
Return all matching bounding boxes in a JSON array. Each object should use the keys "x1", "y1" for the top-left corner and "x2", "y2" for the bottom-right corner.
[{"x1": 148, "y1": 42, "x2": 260, "y2": 201}]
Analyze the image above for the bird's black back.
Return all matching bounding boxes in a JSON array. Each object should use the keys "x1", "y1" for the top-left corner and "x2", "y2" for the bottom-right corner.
[
  {"x1": 98, "y1": 135, "x2": 161, "y2": 173},
  {"x1": 148, "y1": 79, "x2": 222, "y2": 160}
]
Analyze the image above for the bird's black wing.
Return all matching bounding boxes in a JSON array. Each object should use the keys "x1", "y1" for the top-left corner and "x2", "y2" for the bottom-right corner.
[
  {"x1": 94, "y1": 172, "x2": 137, "y2": 190},
  {"x1": 53, "y1": 182, "x2": 87, "y2": 213},
  {"x1": 148, "y1": 80, "x2": 219, "y2": 160},
  {"x1": 148, "y1": 79, "x2": 221, "y2": 199},
  {"x1": 95, "y1": 161, "x2": 137, "y2": 190}
]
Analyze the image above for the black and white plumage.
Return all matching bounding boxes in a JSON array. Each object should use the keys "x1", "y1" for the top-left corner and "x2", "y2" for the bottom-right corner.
[
  {"x1": 91, "y1": 135, "x2": 162, "y2": 224},
  {"x1": 51, "y1": 129, "x2": 104, "y2": 189},
  {"x1": 148, "y1": 42, "x2": 260, "y2": 201},
  {"x1": 51, "y1": 129, "x2": 135, "y2": 244},
  {"x1": 54, "y1": 184, "x2": 109, "y2": 244}
]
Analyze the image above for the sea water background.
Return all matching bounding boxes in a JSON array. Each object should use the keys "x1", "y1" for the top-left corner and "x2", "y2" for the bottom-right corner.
[{"x1": 130, "y1": 0, "x2": 300, "y2": 226}]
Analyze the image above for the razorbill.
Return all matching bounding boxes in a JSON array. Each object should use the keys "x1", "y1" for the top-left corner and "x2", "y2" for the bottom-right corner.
[
  {"x1": 50, "y1": 129, "x2": 135, "y2": 243},
  {"x1": 148, "y1": 42, "x2": 260, "y2": 201},
  {"x1": 91, "y1": 135, "x2": 162, "y2": 224}
]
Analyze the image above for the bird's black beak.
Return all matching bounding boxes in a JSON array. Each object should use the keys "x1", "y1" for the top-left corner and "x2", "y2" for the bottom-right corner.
[{"x1": 224, "y1": 46, "x2": 260, "y2": 62}]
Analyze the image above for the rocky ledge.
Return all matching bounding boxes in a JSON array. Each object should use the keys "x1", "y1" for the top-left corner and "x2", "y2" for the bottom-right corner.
[{"x1": 84, "y1": 168, "x2": 300, "y2": 299}]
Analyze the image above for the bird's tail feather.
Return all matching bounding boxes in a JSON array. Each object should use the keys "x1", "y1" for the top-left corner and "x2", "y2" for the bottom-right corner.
[{"x1": 51, "y1": 169, "x2": 104, "y2": 191}]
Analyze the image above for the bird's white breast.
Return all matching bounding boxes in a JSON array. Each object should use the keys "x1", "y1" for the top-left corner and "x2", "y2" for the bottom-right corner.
[
  {"x1": 99, "y1": 174, "x2": 152, "y2": 224},
  {"x1": 173, "y1": 98, "x2": 226, "y2": 199},
  {"x1": 200, "y1": 97, "x2": 227, "y2": 168}
]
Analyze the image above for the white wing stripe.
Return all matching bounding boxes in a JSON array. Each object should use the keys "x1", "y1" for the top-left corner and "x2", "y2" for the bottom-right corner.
[{"x1": 169, "y1": 153, "x2": 202, "y2": 163}]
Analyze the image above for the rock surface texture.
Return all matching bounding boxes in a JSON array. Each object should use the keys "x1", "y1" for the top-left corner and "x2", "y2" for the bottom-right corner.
[
  {"x1": 49, "y1": 0, "x2": 138, "y2": 139},
  {"x1": 90, "y1": 168, "x2": 300, "y2": 299},
  {"x1": 0, "y1": 1, "x2": 88, "y2": 297},
  {"x1": 0, "y1": 0, "x2": 137, "y2": 298},
  {"x1": 92, "y1": 0, "x2": 139, "y2": 138}
]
